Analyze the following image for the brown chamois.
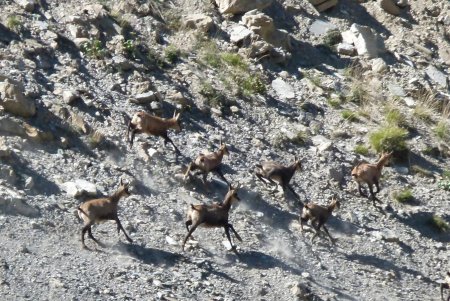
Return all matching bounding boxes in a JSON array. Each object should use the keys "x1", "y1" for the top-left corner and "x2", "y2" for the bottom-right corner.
[
  {"x1": 351, "y1": 151, "x2": 393, "y2": 206},
  {"x1": 255, "y1": 157, "x2": 302, "y2": 201},
  {"x1": 182, "y1": 184, "x2": 242, "y2": 253},
  {"x1": 127, "y1": 111, "x2": 181, "y2": 154},
  {"x1": 77, "y1": 179, "x2": 133, "y2": 249},
  {"x1": 184, "y1": 140, "x2": 230, "y2": 185},
  {"x1": 441, "y1": 271, "x2": 450, "y2": 301},
  {"x1": 300, "y1": 196, "x2": 340, "y2": 244}
]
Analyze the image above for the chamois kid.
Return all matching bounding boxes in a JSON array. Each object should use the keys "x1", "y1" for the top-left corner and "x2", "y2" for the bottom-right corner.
[
  {"x1": 127, "y1": 111, "x2": 181, "y2": 154},
  {"x1": 255, "y1": 157, "x2": 302, "y2": 201},
  {"x1": 300, "y1": 196, "x2": 340, "y2": 244},
  {"x1": 77, "y1": 179, "x2": 133, "y2": 249},
  {"x1": 184, "y1": 140, "x2": 230, "y2": 185},
  {"x1": 182, "y1": 184, "x2": 242, "y2": 253},
  {"x1": 351, "y1": 151, "x2": 392, "y2": 206}
]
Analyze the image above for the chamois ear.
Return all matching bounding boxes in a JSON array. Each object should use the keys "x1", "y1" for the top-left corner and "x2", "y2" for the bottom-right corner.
[
  {"x1": 120, "y1": 178, "x2": 124, "y2": 186},
  {"x1": 173, "y1": 110, "x2": 177, "y2": 118},
  {"x1": 228, "y1": 183, "x2": 233, "y2": 191}
]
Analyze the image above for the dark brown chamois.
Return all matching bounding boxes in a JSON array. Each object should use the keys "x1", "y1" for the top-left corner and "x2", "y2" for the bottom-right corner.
[
  {"x1": 127, "y1": 111, "x2": 181, "y2": 154},
  {"x1": 77, "y1": 179, "x2": 132, "y2": 249},
  {"x1": 300, "y1": 196, "x2": 340, "y2": 244},
  {"x1": 255, "y1": 157, "x2": 302, "y2": 201},
  {"x1": 351, "y1": 151, "x2": 392, "y2": 206},
  {"x1": 184, "y1": 140, "x2": 230, "y2": 185},
  {"x1": 182, "y1": 184, "x2": 242, "y2": 253}
]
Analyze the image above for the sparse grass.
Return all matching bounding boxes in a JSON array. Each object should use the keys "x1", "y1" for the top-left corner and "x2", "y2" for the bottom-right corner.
[
  {"x1": 410, "y1": 165, "x2": 434, "y2": 178},
  {"x1": 304, "y1": 72, "x2": 322, "y2": 88},
  {"x1": 392, "y1": 189, "x2": 414, "y2": 203},
  {"x1": 6, "y1": 15, "x2": 22, "y2": 32},
  {"x1": 369, "y1": 125, "x2": 408, "y2": 153},
  {"x1": 238, "y1": 74, "x2": 266, "y2": 96},
  {"x1": 412, "y1": 88, "x2": 438, "y2": 123},
  {"x1": 122, "y1": 39, "x2": 136, "y2": 58},
  {"x1": 147, "y1": 48, "x2": 165, "y2": 68},
  {"x1": 343, "y1": 62, "x2": 365, "y2": 80},
  {"x1": 346, "y1": 81, "x2": 370, "y2": 104},
  {"x1": 327, "y1": 96, "x2": 342, "y2": 108},
  {"x1": 70, "y1": 113, "x2": 89, "y2": 134},
  {"x1": 80, "y1": 39, "x2": 107, "y2": 59},
  {"x1": 354, "y1": 144, "x2": 369, "y2": 156},
  {"x1": 290, "y1": 131, "x2": 310, "y2": 146},
  {"x1": 341, "y1": 109, "x2": 358, "y2": 122},
  {"x1": 438, "y1": 169, "x2": 450, "y2": 191},
  {"x1": 429, "y1": 215, "x2": 449, "y2": 232},
  {"x1": 199, "y1": 81, "x2": 226, "y2": 108},
  {"x1": 164, "y1": 45, "x2": 180, "y2": 64},
  {"x1": 434, "y1": 120, "x2": 449, "y2": 141},
  {"x1": 221, "y1": 53, "x2": 247, "y2": 69}
]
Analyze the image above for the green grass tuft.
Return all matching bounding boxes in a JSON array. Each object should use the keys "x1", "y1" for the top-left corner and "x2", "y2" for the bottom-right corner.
[
  {"x1": 429, "y1": 215, "x2": 449, "y2": 232},
  {"x1": 369, "y1": 125, "x2": 408, "y2": 153},
  {"x1": 354, "y1": 144, "x2": 369, "y2": 156},
  {"x1": 392, "y1": 189, "x2": 413, "y2": 203},
  {"x1": 341, "y1": 110, "x2": 358, "y2": 122}
]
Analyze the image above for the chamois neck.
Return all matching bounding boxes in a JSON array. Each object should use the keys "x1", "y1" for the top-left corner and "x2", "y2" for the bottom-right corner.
[
  {"x1": 221, "y1": 193, "x2": 234, "y2": 210},
  {"x1": 328, "y1": 202, "x2": 337, "y2": 212},
  {"x1": 216, "y1": 149, "x2": 225, "y2": 160},
  {"x1": 110, "y1": 190, "x2": 126, "y2": 203},
  {"x1": 376, "y1": 155, "x2": 390, "y2": 169}
]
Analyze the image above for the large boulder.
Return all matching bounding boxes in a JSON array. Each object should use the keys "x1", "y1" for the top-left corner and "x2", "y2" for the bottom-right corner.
[
  {"x1": 241, "y1": 10, "x2": 292, "y2": 50},
  {"x1": 342, "y1": 24, "x2": 385, "y2": 58},
  {"x1": 0, "y1": 78, "x2": 36, "y2": 117},
  {"x1": 215, "y1": 0, "x2": 272, "y2": 15},
  {"x1": 183, "y1": 14, "x2": 214, "y2": 34}
]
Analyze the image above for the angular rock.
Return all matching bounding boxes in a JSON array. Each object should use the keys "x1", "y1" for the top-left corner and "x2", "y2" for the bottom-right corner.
[
  {"x1": 337, "y1": 43, "x2": 356, "y2": 56},
  {"x1": 309, "y1": 20, "x2": 337, "y2": 36},
  {"x1": 425, "y1": 65, "x2": 448, "y2": 89},
  {"x1": 371, "y1": 58, "x2": 388, "y2": 73},
  {"x1": 379, "y1": 0, "x2": 401, "y2": 16},
  {"x1": 0, "y1": 79, "x2": 36, "y2": 117},
  {"x1": 215, "y1": 0, "x2": 272, "y2": 15},
  {"x1": 63, "y1": 90, "x2": 79, "y2": 105},
  {"x1": 241, "y1": 11, "x2": 291, "y2": 50},
  {"x1": 271, "y1": 78, "x2": 295, "y2": 100},
  {"x1": 0, "y1": 187, "x2": 40, "y2": 217},
  {"x1": 15, "y1": 0, "x2": 36, "y2": 12},
  {"x1": 129, "y1": 91, "x2": 160, "y2": 104},
  {"x1": 61, "y1": 179, "x2": 98, "y2": 198},
  {"x1": 342, "y1": 24, "x2": 385, "y2": 58},
  {"x1": 315, "y1": 0, "x2": 338, "y2": 13},
  {"x1": 0, "y1": 116, "x2": 26, "y2": 136},
  {"x1": 183, "y1": 14, "x2": 214, "y2": 34},
  {"x1": 229, "y1": 24, "x2": 253, "y2": 44}
]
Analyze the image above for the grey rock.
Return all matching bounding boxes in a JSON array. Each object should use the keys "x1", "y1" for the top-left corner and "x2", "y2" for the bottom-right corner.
[
  {"x1": 425, "y1": 65, "x2": 448, "y2": 88},
  {"x1": 215, "y1": 0, "x2": 272, "y2": 14},
  {"x1": 0, "y1": 78, "x2": 36, "y2": 117},
  {"x1": 271, "y1": 78, "x2": 295, "y2": 100},
  {"x1": 61, "y1": 179, "x2": 98, "y2": 198}
]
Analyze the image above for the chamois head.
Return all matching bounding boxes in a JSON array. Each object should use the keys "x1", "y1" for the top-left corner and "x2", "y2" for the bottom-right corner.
[
  {"x1": 117, "y1": 178, "x2": 131, "y2": 198},
  {"x1": 172, "y1": 111, "x2": 182, "y2": 132},
  {"x1": 225, "y1": 183, "x2": 240, "y2": 204},
  {"x1": 378, "y1": 151, "x2": 393, "y2": 166},
  {"x1": 330, "y1": 195, "x2": 341, "y2": 211},
  {"x1": 219, "y1": 139, "x2": 229, "y2": 156},
  {"x1": 293, "y1": 156, "x2": 302, "y2": 171}
]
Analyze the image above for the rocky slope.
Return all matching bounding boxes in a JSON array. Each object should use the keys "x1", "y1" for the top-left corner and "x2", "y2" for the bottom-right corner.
[{"x1": 0, "y1": 0, "x2": 449, "y2": 300}]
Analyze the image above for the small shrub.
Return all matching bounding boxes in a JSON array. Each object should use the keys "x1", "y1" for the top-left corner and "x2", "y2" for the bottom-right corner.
[
  {"x1": 147, "y1": 48, "x2": 165, "y2": 67},
  {"x1": 291, "y1": 131, "x2": 310, "y2": 146},
  {"x1": 327, "y1": 97, "x2": 342, "y2": 108},
  {"x1": 221, "y1": 53, "x2": 247, "y2": 69},
  {"x1": 304, "y1": 72, "x2": 322, "y2": 88},
  {"x1": 354, "y1": 144, "x2": 369, "y2": 156},
  {"x1": 122, "y1": 39, "x2": 136, "y2": 57},
  {"x1": 88, "y1": 130, "x2": 105, "y2": 148},
  {"x1": 434, "y1": 120, "x2": 449, "y2": 141},
  {"x1": 369, "y1": 125, "x2": 408, "y2": 152},
  {"x1": 199, "y1": 82, "x2": 226, "y2": 108},
  {"x1": 6, "y1": 15, "x2": 22, "y2": 31},
  {"x1": 341, "y1": 110, "x2": 358, "y2": 122},
  {"x1": 164, "y1": 45, "x2": 180, "y2": 64},
  {"x1": 346, "y1": 82, "x2": 369, "y2": 104},
  {"x1": 392, "y1": 189, "x2": 413, "y2": 203},
  {"x1": 322, "y1": 29, "x2": 342, "y2": 49},
  {"x1": 238, "y1": 74, "x2": 266, "y2": 96},
  {"x1": 438, "y1": 169, "x2": 450, "y2": 191},
  {"x1": 429, "y1": 215, "x2": 449, "y2": 232},
  {"x1": 80, "y1": 39, "x2": 107, "y2": 59}
]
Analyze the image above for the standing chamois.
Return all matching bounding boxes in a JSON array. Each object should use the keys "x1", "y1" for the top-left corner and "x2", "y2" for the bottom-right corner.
[
  {"x1": 77, "y1": 179, "x2": 133, "y2": 249},
  {"x1": 127, "y1": 111, "x2": 182, "y2": 154},
  {"x1": 184, "y1": 140, "x2": 230, "y2": 185},
  {"x1": 300, "y1": 196, "x2": 340, "y2": 244},
  {"x1": 351, "y1": 151, "x2": 392, "y2": 206},
  {"x1": 182, "y1": 184, "x2": 242, "y2": 253},
  {"x1": 255, "y1": 157, "x2": 302, "y2": 201}
]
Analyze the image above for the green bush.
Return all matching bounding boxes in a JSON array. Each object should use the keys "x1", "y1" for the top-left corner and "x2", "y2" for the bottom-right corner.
[
  {"x1": 164, "y1": 45, "x2": 180, "y2": 64},
  {"x1": 122, "y1": 40, "x2": 136, "y2": 57},
  {"x1": 238, "y1": 74, "x2": 266, "y2": 96},
  {"x1": 6, "y1": 15, "x2": 22, "y2": 31},
  {"x1": 434, "y1": 120, "x2": 449, "y2": 141},
  {"x1": 369, "y1": 125, "x2": 408, "y2": 152},
  {"x1": 393, "y1": 189, "x2": 413, "y2": 203},
  {"x1": 429, "y1": 215, "x2": 449, "y2": 232},
  {"x1": 438, "y1": 169, "x2": 450, "y2": 191},
  {"x1": 354, "y1": 144, "x2": 369, "y2": 156},
  {"x1": 322, "y1": 29, "x2": 342, "y2": 49},
  {"x1": 80, "y1": 39, "x2": 107, "y2": 59}
]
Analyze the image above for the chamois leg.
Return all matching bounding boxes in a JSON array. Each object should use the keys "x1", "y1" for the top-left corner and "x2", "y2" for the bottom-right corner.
[
  {"x1": 213, "y1": 166, "x2": 229, "y2": 185},
  {"x1": 162, "y1": 133, "x2": 181, "y2": 155},
  {"x1": 285, "y1": 183, "x2": 303, "y2": 204},
  {"x1": 227, "y1": 223, "x2": 242, "y2": 242},
  {"x1": 87, "y1": 227, "x2": 105, "y2": 247},
  {"x1": 374, "y1": 180, "x2": 381, "y2": 194},
  {"x1": 224, "y1": 226, "x2": 238, "y2": 254},
  {"x1": 184, "y1": 162, "x2": 196, "y2": 179},
  {"x1": 115, "y1": 218, "x2": 133, "y2": 243},
  {"x1": 299, "y1": 216, "x2": 308, "y2": 233},
  {"x1": 368, "y1": 184, "x2": 382, "y2": 206},
  {"x1": 357, "y1": 183, "x2": 367, "y2": 197},
  {"x1": 322, "y1": 225, "x2": 335, "y2": 244},
  {"x1": 182, "y1": 223, "x2": 199, "y2": 251},
  {"x1": 255, "y1": 172, "x2": 270, "y2": 185},
  {"x1": 185, "y1": 219, "x2": 192, "y2": 232},
  {"x1": 81, "y1": 223, "x2": 93, "y2": 249}
]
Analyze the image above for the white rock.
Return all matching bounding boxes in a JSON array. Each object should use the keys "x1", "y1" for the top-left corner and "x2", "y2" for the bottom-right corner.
[
  {"x1": 61, "y1": 179, "x2": 97, "y2": 197},
  {"x1": 425, "y1": 65, "x2": 448, "y2": 88},
  {"x1": 337, "y1": 43, "x2": 356, "y2": 56},
  {"x1": 371, "y1": 58, "x2": 388, "y2": 73},
  {"x1": 215, "y1": 0, "x2": 273, "y2": 14},
  {"x1": 165, "y1": 236, "x2": 178, "y2": 246},
  {"x1": 271, "y1": 78, "x2": 295, "y2": 100},
  {"x1": 62, "y1": 90, "x2": 78, "y2": 104},
  {"x1": 229, "y1": 24, "x2": 253, "y2": 44}
]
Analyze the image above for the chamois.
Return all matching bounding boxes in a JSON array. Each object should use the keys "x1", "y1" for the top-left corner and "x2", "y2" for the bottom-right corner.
[
  {"x1": 441, "y1": 271, "x2": 450, "y2": 301},
  {"x1": 255, "y1": 157, "x2": 302, "y2": 201},
  {"x1": 300, "y1": 196, "x2": 340, "y2": 244},
  {"x1": 184, "y1": 140, "x2": 230, "y2": 185},
  {"x1": 77, "y1": 179, "x2": 133, "y2": 249},
  {"x1": 351, "y1": 151, "x2": 393, "y2": 206},
  {"x1": 127, "y1": 110, "x2": 181, "y2": 154},
  {"x1": 182, "y1": 184, "x2": 242, "y2": 253}
]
